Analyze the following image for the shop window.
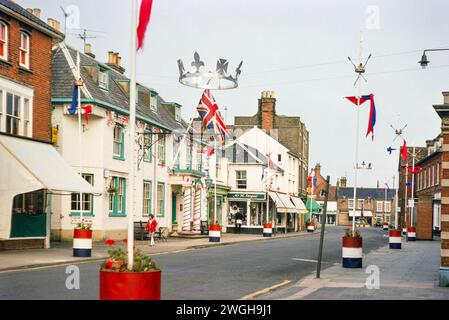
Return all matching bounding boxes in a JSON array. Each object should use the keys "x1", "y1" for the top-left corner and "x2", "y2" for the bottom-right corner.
[{"x1": 12, "y1": 190, "x2": 45, "y2": 214}]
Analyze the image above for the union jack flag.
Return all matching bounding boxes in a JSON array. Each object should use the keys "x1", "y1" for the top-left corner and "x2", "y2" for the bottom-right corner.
[{"x1": 196, "y1": 89, "x2": 230, "y2": 142}]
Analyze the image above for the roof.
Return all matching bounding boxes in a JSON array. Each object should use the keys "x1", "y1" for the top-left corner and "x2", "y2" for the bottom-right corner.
[
  {"x1": 51, "y1": 44, "x2": 185, "y2": 131},
  {"x1": 337, "y1": 187, "x2": 396, "y2": 200},
  {"x1": 0, "y1": 0, "x2": 64, "y2": 39}
]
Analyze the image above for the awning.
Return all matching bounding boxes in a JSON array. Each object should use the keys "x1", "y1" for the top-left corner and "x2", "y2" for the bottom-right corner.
[
  {"x1": 349, "y1": 210, "x2": 373, "y2": 217},
  {"x1": 0, "y1": 134, "x2": 95, "y2": 194},
  {"x1": 269, "y1": 191, "x2": 297, "y2": 213},
  {"x1": 290, "y1": 196, "x2": 307, "y2": 214}
]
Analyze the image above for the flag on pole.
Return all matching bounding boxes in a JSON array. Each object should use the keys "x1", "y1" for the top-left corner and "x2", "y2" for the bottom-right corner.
[
  {"x1": 345, "y1": 94, "x2": 376, "y2": 141},
  {"x1": 405, "y1": 182, "x2": 415, "y2": 186},
  {"x1": 400, "y1": 140, "x2": 408, "y2": 162},
  {"x1": 387, "y1": 146, "x2": 396, "y2": 155},
  {"x1": 137, "y1": 0, "x2": 154, "y2": 51},
  {"x1": 68, "y1": 84, "x2": 79, "y2": 115},
  {"x1": 407, "y1": 165, "x2": 422, "y2": 174},
  {"x1": 81, "y1": 105, "x2": 93, "y2": 124},
  {"x1": 197, "y1": 89, "x2": 230, "y2": 143}
]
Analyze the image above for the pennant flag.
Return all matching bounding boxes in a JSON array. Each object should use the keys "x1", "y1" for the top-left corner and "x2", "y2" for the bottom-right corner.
[
  {"x1": 400, "y1": 140, "x2": 408, "y2": 162},
  {"x1": 206, "y1": 147, "x2": 215, "y2": 157},
  {"x1": 137, "y1": 0, "x2": 153, "y2": 51},
  {"x1": 68, "y1": 84, "x2": 78, "y2": 115},
  {"x1": 81, "y1": 105, "x2": 93, "y2": 124},
  {"x1": 345, "y1": 94, "x2": 376, "y2": 140},
  {"x1": 313, "y1": 178, "x2": 317, "y2": 187},
  {"x1": 407, "y1": 165, "x2": 422, "y2": 174},
  {"x1": 197, "y1": 89, "x2": 230, "y2": 143},
  {"x1": 387, "y1": 146, "x2": 396, "y2": 155},
  {"x1": 345, "y1": 95, "x2": 370, "y2": 106}
]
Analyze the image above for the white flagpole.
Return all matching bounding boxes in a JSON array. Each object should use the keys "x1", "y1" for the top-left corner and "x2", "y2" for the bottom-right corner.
[
  {"x1": 76, "y1": 52, "x2": 84, "y2": 222},
  {"x1": 127, "y1": 0, "x2": 138, "y2": 270}
]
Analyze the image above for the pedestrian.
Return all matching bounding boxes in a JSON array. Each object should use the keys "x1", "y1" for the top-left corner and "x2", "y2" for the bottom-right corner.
[
  {"x1": 145, "y1": 214, "x2": 158, "y2": 246},
  {"x1": 234, "y1": 207, "x2": 243, "y2": 234}
]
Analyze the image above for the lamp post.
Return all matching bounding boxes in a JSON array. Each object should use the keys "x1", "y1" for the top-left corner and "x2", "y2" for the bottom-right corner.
[{"x1": 418, "y1": 48, "x2": 449, "y2": 68}]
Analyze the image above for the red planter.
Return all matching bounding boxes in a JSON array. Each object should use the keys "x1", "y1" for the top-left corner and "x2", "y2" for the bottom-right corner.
[
  {"x1": 99, "y1": 270, "x2": 161, "y2": 300},
  {"x1": 389, "y1": 230, "x2": 402, "y2": 237},
  {"x1": 74, "y1": 229, "x2": 92, "y2": 238},
  {"x1": 342, "y1": 236, "x2": 362, "y2": 248},
  {"x1": 209, "y1": 224, "x2": 221, "y2": 232},
  {"x1": 263, "y1": 223, "x2": 272, "y2": 229}
]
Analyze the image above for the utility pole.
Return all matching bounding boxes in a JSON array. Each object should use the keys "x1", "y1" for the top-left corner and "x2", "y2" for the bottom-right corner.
[{"x1": 316, "y1": 175, "x2": 330, "y2": 278}]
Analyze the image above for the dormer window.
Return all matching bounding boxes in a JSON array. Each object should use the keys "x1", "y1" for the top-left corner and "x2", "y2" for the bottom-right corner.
[
  {"x1": 19, "y1": 32, "x2": 30, "y2": 69},
  {"x1": 0, "y1": 22, "x2": 8, "y2": 61},
  {"x1": 150, "y1": 93, "x2": 157, "y2": 111},
  {"x1": 175, "y1": 106, "x2": 181, "y2": 122},
  {"x1": 98, "y1": 67, "x2": 108, "y2": 90}
]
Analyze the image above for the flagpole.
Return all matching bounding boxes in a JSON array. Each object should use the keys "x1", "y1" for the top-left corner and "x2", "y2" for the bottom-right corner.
[
  {"x1": 394, "y1": 174, "x2": 398, "y2": 229},
  {"x1": 76, "y1": 52, "x2": 84, "y2": 223},
  {"x1": 404, "y1": 159, "x2": 409, "y2": 237},
  {"x1": 214, "y1": 135, "x2": 217, "y2": 224},
  {"x1": 410, "y1": 146, "x2": 416, "y2": 227},
  {"x1": 127, "y1": 0, "x2": 138, "y2": 270}
]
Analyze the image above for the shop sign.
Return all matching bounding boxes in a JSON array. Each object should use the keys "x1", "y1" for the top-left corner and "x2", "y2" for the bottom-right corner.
[{"x1": 228, "y1": 193, "x2": 266, "y2": 200}]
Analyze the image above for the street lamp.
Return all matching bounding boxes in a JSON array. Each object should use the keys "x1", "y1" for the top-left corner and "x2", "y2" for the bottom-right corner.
[
  {"x1": 355, "y1": 161, "x2": 373, "y2": 170},
  {"x1": 418, "y1": 48, "x2": 449, "y2": 69}
]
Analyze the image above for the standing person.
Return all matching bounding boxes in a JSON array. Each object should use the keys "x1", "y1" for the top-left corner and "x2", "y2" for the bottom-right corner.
[
  {"x1": 234, "y1": 207, "x2": 244, "y2": 234},
  {"x1": 145, "y1": 214, "x2": 157, "y2": 246}
]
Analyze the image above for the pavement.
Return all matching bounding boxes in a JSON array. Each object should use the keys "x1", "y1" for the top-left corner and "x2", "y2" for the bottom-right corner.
[
  {"x1": 257, "y1": 237, "x2": 449, "y2": 300},
  {"x1": 0, "y1": 229, "x2": 313, "y2": 272}
]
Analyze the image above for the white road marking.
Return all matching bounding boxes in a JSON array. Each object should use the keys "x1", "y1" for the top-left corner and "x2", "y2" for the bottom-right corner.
[
  {"x1": 239, "y1": 280, "x2": 292, "y2": 300},
  {"x1": 291, "y1": 258, "x2": 319, "y2": 263}
]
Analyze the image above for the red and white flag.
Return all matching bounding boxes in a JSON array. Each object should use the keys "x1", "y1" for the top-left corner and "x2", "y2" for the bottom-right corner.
[{"x1": 137, "y1": 0, "x2": 153, "y2": 51}]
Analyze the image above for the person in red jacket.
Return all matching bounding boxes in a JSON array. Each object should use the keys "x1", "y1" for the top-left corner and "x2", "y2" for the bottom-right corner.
[{"x1": 145, "y1": 214, "x2": 158, "y2": 246}]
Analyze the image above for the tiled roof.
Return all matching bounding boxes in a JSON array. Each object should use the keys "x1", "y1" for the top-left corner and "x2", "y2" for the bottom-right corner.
[
  {"x1": 337, "y1": 187, "x2": 396, "y2": 200},
  {"x1": 0, "y1": 0, "x2": 63, "y2": 38},
  {"x1": 52, "y1": 44, "x2": 185, "y2": 131}
]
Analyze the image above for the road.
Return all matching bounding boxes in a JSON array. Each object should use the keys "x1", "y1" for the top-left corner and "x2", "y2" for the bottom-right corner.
[{"x1": 0, "y1": 226, "x2": 389, "y2": 300}]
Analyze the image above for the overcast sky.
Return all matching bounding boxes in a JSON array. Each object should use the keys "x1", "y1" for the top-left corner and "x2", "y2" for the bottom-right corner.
[{"x1": 20, "y1": 0, "x2": 449, "y2": 188}]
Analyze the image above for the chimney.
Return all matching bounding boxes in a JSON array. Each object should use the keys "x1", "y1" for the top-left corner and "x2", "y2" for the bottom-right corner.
[
  {"x1": 84, "y1": 43, "x2": 96, "y2": 59},
  {"x1": 106, "y1": 51, "x2": 125, "y2": 74},
  {"x1": 340, "y1": 177, "x2": 347, "y2": 188},
  {"x1": 47, "y1": 18, "x2": 61, "y2": 32},
  {"x1": 26, "y1": 8, "x2": 33, "y2": 14},
  {"x1": 258, "y1": 90, "x2": 276, "y2": 133},
  {"x1": 33, "y1": 8, "x2": 41, "y2": 19}
]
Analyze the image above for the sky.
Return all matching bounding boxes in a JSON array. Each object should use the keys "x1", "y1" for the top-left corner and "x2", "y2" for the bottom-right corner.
[{"x1": 19, "y1": 0, "x2": 449, "y2": 188}]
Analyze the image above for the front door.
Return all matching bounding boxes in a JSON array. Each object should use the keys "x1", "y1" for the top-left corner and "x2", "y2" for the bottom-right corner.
[
  {"x1": 172, "y1": 192, "x2": 177, "y2": 224},
  {"x1": 10, "y1": 190, "x2": 46, "y2": 238}
]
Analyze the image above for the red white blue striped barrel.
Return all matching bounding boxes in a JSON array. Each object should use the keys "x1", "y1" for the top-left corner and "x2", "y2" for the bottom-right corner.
[
  {"x1": 263, "y1": 223, "x2": 272, "y2": 237},
  {"x1": 73, "y1": 229, "x2": 92, "y2": 257},
  {"x1": 209, "y1": 224, "x2": 221, "y2": 242},
  {"x1": 383, "y1": 223, "x2": 389, "y2": 231},
  {"x1": 307, "y1": 222, "x2": 315, "y2": 233},
  {"x1": 402, "y1": 227, "x2": 407, "y2": 235},
  {"x1": 342, "y1": 236, "x2": 363, "y2": 268},
  {"x1": 407, "y1": 227, "x2": 416, "y2": 241},
  {"x1": 389, "y1": 230, "x2": 402, "y2": 249}
]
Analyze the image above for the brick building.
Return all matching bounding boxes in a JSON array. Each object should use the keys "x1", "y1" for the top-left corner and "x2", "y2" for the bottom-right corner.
[
  {"x1": 0, "y1": 1, "x2": 92, "y2": 250},
  {"x1": 311, "y1": 164, "x2": 338, "y2": 225},
  {"x1": 414, "y1": 135, "x2": 442, "y2": 240},
  {"x1": 229, "y1": 91, "x2": 309, "y2": 199}
]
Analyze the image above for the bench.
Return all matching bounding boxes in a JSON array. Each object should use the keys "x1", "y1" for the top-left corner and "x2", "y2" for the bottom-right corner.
[
  {"x1": 200, "y1": 220, "x2": 209, "y2": 235},
  {"x1": 134, "y1": 221, "x2": 150, "y2": 241}
]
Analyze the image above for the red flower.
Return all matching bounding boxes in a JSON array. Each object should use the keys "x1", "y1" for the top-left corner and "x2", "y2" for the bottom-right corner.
[
  {"x1": 105, "y1": 239, "x2": 116, "y2": 246},
  {"x1": 122, "y1": 239, "x2": 128, "y2": 244},
  {"x1": 105, "y1": 260, "x2": 113, "y2": 269}
]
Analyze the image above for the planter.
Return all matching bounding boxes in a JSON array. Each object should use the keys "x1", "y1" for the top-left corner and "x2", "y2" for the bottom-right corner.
[
  {"x1": 383, "y1": 223, "x2": 389, "y2": 231},
  {"x1": 389, "y1": 230, "x2": 402, "y2": 249},
  {"x1": 407, "y1": 227, "x2": 416, "y2": 241},
  {"x1": 99, "y1": 270, "x2": 161, "y2": 300},
  {"x1": 307, "y1": 222, "x2": 315, "y2": 233},
  {"x1": 263, "y1": 223, "x2": 272, "y2": 237},
  {"x1": 342, "y1": 236, "x2": 363, "y2": 268},
  {"x1": 209, "y1": 224, "x2": 221, "y2": 242},
  {"x1": 73, "y1": 229, "x2": 92, "y2": 257}
]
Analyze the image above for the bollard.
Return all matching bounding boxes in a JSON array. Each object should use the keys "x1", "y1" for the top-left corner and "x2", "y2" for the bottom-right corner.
[
  {"x1": 209, "y1": 224, "x2": 221, "y2": 242},
  {"x1": 263, "y1": 223, "x2": 273, "y2": 237},
  {"x1": 73, "y1": 229, "x2": 93, "y2": 257},
  {"x1": 407, "y1": 227, "x2": 416, "y2": 241},
  {"x1": 389, "y1": 230, "x2": 402, "y2": 249}
]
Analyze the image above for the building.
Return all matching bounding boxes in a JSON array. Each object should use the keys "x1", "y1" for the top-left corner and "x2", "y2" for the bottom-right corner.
[
  {"x1": 414, "y1": 134, "x2": 442, "y2": 240},
  {"x1": 229, "y1": 91, "x2": 309, "y2": 199},
  {"x1": 0, "y1": 2, "x2": 93, "y2": 250},
  {"x1": 337, "y1": 178, "x2": 396, "y2": 227},
  {"x1": 50, "y1": 42, "x2": 210, "y2": 240},
  {"x1": 223, "y1": 127, "x2": 306, "y2": 233},
  {"x1": 310, "y1": 164, "x2": 338, "y2": 225}
]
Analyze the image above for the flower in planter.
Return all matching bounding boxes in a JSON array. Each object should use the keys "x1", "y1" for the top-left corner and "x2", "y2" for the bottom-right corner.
[
  {"x1": 101, "y1": 239, "x2": 159, "y2": 273},
  {"x1": 75, "y1": 219, "x2": 92, "y2": 230},
  {"x1": 344, "y1": 228, "x2": 361, "y2": 238}
]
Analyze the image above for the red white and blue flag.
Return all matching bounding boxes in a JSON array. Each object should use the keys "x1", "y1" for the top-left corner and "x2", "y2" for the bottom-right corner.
[
  {"x1": 137, "y1": 0, "x2": 153, "y2": 51},
  {"x1": 345, "y1": 93, "x2": 377, "y2": 141},
  {"x1": 197, "y1": 89, "x2": 230, "y2": 142}
]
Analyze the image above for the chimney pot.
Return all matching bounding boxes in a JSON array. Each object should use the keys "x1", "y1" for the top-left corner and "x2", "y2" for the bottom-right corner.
[{"x1": 33, "y1": 8, "x2": 41, "y2": 19}]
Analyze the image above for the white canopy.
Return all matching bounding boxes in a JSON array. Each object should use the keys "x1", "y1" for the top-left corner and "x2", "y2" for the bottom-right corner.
[
  {"x1": 291, "y1": 196, "x2": 308, "y2": 214},
  {"x1": 0, "y1": 134, "x2": 94, "y2": 194},
  {"x1": 269, "y1": 191, "x2": 297, "y2": 213},
  {"x1": 349, "y1": 210, "x2": 373, "y2": 217}
]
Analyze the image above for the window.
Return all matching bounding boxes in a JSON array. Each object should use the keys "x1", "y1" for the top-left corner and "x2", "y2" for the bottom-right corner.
[
  {"x1": 384, "y1": 201, "x2": 391, "y2": 213},
  {"x1": 19, "y1": 32, "x2": 30, "y2": 69},
  {"x1": 12, "y1": 190, "x2": 45, "y2": 214},
  {"x1": 6, "y1": 93, "x2": 20, "y2": 135},
  {"x1": 23, "y1": 98, "x2": 30, "y2": 137},
  {"x1": 98, "y1": 67, "x2": 108, "y2": 90},
  {"x1": 278, "y1": 154, "x2": 282, "y2": 162},
  {"x1": 348, "y1": 199, "x2": 354, "y2": 209},
  {"x1": 236, "y1": 170, "x2": 247, "y2": 189},
  {"x1": 0, "y1": 90, "x2": 2, "y2": 132},
  {"x1": 175, "y1": 106, "x2": 181, "y2": 122},
  {"x1": 357, "y1": 199, "x2": 364, "y2": 209},
  {"x1": 71, "y1": 174, "x2": 94, "y2": 215},
  {"x1": 156, "y1": 182, "x2": 165, "y2": 217},
  {"x1": 376, "y1": 201, "x2": 383, "y2": 212},
  {"x1": 113, "y1": 125, "x2": 124, "y2": 159},
  {"x1": 157, "y1": 133, "x2": 165, "y2": 165},
  {"x1": 143, "y1": 129, "x2": 152, "y2": 162},
  {"x1": 437, "y1": 163, "x2": 440, "y2": 185},
  {"x1": 0, "y1": 22, "x2": 8, "y2": 60},
  {"x1": 150, "y1": 93, "x2": 157, "y2": 111},
  {"x1": 143, "y1": 181, "x2": 152, "y2": 217},
  {"x1": 109, "y1": 177, "x2": 126, "y2": 216}
]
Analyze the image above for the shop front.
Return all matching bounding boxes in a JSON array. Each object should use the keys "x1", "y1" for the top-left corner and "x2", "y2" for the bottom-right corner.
[{"x1": 226, "y1": 192, "x2": 270, "y2": 234}]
